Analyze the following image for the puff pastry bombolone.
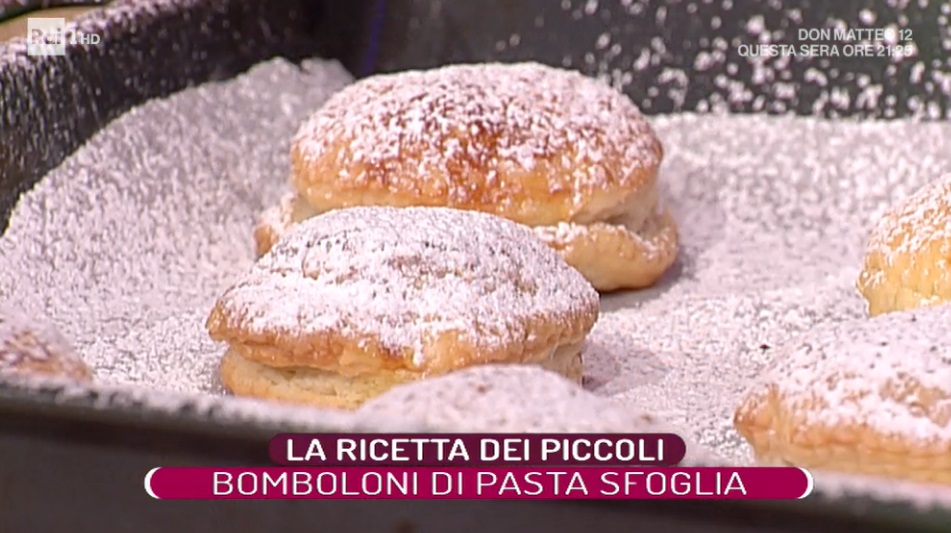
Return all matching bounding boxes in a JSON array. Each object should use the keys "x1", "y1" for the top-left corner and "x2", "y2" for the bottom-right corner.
[
  {"x1": 255, "y1": 62, "x2": 679, "y2": 292},
  {"x1": 209, "y1": 206, "x2": 600, "y2": 409},
  {"x1": 734, "y1": 305, "x2": 951, "y2": 485}
]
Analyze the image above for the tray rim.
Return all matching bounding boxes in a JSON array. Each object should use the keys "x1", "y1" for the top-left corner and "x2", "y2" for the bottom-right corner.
[{"x1": 0, "y1": 375, "x2": 949, "y2": 530}]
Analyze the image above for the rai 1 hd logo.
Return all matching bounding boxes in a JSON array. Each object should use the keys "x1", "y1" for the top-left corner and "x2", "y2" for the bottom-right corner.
[{"x1": 27, "y1": 17, "x2": 101, "y2": 56}]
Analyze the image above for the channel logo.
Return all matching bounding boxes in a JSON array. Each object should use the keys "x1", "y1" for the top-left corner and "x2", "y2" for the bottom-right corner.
[{"x1": 26, "y1": 17, "x2": 101, "y2": 56}]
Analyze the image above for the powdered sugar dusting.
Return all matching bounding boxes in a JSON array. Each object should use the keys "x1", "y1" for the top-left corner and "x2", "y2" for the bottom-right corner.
[
  {"x1": 293, "y1": 62, "x2": 661, "y2": 198},
  {"x1": 0, "y1": 57, "x2": 353, "y2": 392},
  {"x1": 534, "y1": 222, "x2": 599, "y2": 248},
  {"x1": 543, "y1": 0, "x2": 950, "y2": 119},
  {"x1": 746, "y1": 304, "x2": 951, "y2": 444},
  {"x1": 865, "y1": 176, "x2": 951, "y2": 263},
  {"x1": 214, "y1": 206, "x2": 598, "y2": 367}
]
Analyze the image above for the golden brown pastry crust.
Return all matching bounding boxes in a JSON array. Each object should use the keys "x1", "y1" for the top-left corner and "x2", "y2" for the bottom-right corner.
[
  {"x1": 734, "y1": 306, "x2": 951, "y2": 485},
  {"x1": 210, "y1": 206, "x2": 599, "y2": 406},
  {"x1": 857, "y1": 178, "x2": 951, "y2": 316},
  {"x1": 0, "y1": 307, "x2": 93, "y2": 382},
  {"x1": 290, "y1": 62, "x2": 664, "y2": 228}
]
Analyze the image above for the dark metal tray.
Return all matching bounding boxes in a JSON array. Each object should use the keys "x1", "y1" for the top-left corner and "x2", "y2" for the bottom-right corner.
[{"x1": 1, "y1": 1, "x2": 949, "y2": 530}]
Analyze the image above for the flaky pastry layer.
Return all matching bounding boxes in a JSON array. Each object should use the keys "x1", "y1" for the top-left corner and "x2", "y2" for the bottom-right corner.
[
  {"x1": 209, "y1": 305, "x2": 592, "y2": 378},
  {"x1": 533, "y1": 201, "x2": 679, "y2": 292},
  {"x1": 219, "y1": 340, "x2": 584, "y2": 410}
]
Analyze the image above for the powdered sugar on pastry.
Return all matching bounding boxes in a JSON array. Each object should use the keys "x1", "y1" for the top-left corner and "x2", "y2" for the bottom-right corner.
[
  {"x1": 534, "y1": 210, "x2": 670, "y2": 258},
  {"x1": 292, "y1": 62, "x2": 662, "y2": 218},
  {"x1": 742, "y1": 304, "x2": 951, "y2": 445},
  {"x1": 864, "y1": 176, "x2": 951, "y2": 265},
  {"x1": 210, "y1": 206, "x2": 599, "y2": 369},
  {"x1": 856, "y1": 176, "x2": 951, "y2": 315}
]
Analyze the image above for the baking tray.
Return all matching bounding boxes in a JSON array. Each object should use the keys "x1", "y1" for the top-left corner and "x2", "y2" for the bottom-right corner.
[{"x1": 1, "y1": 0, "x2": 950, "y2": 531}]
